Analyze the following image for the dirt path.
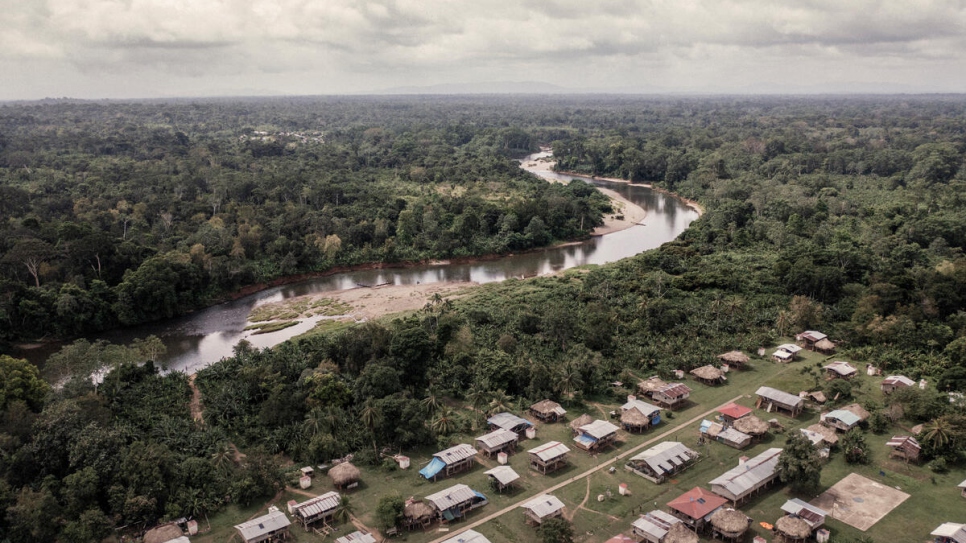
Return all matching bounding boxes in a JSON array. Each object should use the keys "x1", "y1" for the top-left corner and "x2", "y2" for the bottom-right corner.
[
  {"x1": 566, "y1": 478, "x2": 592, "y2": 521},
  {"x1": 188, "y1": 374, "x2": 204, "y2": 424},
  {"x1": 426, "y1": 395, "x2": 746, "y2": 543}
]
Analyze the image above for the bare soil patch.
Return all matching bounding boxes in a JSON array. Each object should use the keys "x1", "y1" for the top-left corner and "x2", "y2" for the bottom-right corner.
[{"x1": 810, "y1": 473, "x2": 909, "y2": 531}]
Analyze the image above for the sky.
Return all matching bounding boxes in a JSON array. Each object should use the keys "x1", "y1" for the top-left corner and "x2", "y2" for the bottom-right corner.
[{"x1": 2, "y1": 0, "x2": 965, "y2": 100}]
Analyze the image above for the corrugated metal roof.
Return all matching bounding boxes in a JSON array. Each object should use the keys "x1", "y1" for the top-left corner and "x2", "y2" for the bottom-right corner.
[
  {"x1": 797, "y1": 331, "x2": 827, "y2": 342},
  {"x1": 487, "y1": 412, "x2": 532, "y2": 431},
  {"x1": 528, "y1": 441, "x2": 570, "y2": 461},
  {"x1": 293, "y1": 491, "x2": 341, "y2": 519},
  {"x1": 708, "y1": 448, "x2": 782, "y2": 499},
  {"x1": 718, "y1": 402, "x2": 752, "y2": 419},
  {"x1": 631, "y1": 509, "x2": 681, "y2": 539},
  {"x1": 716, "y1": 427, "x2": 750, "y2": 445},
  {"x1": 235, "y1": 509, "x2": 291, "y2": 541},
  {"x1": 800, "y1": 428, "x2": 824, "y2": 446},
  {"x1": 781, "y1": 498, "x2": 827, "y2": 521},
  {"x1": 439, "y1": 529, "x2": 492, "y2": 543},
  {"x1": 475, "y1": 429, "x2": 518, "y2": 449},
  {"x1": 520, "y1": 494, "x2": 565, "y2": 518},
  {"x1": 579, "y1": 419, "x2": 620, "y2": 439},
  {"x1": 484, "y1": 466, "x2": 520, "y2": 486},
  {"x1": 630, "y1": 441, "x2": 698, "y2": 475},
  {"x1": 425, "y1": 484, "x2": 481, "y2": 511},
  {"x1": 883, "y1": 375, "x2": 915, "y2": 387},
  {"x1": 334, "y1": 531, "x2": 377, "y2": 543},
  {"x1": 959, "y1": 478, "x2": 966, "y2": 489},
  {"x1": 824, "y1": 361, "x2": 857, "y2": 375},
  {"x1": 621, "y1": 398, "x2": 661, "y2": 416},
  {"x1": 667, "y1": 487, "x2": 727, "y2": 519},
  {"x1": 777, "y1": 343, "x2": 802, "y2": 353},
  {"x1": 931, "y1": 523, "x2": 966, "y2": 543},
  {"x1": 756, "y1": 386, "x2": 803, "y2": 407},
  {"x1": 825, "y1": 409, "x2": 861, "y2": 426},
  {"x1": 657, "y1": 383, "x2": 692, "y2": 399},
  {"x1": 435, "y1": 443, "x2": 478, "y2": 465},
  {"x1": 886, "y1": 435, "x2": 920, "y2": 450}
]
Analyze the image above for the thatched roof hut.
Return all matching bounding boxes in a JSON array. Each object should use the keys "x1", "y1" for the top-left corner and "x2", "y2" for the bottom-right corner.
[
  {"x1": 663, "y1": 522, "x2": 698, "y2": 543},
  {"x1": 775, "y1": 515, "x2": 812, "y2": 541},
  {"x1": 710, "y1": 508, "x2": 750, "y2": 540},
  {"x1": 717, "y1": 351, "x2": 750, "y2": 367},
  {"x1": 814, "y1": 338, "x2": 836, "y2": 354},
  {"x1": 690, "y1": 365, "x2": 725, "y2": 385},
  {"x1": 569, "y1": 414, "x2": 594, "y2": 433},
  {"x1": 404, "y1": 500, "x2": 434, "y2": 529},
  {"x1": 328, "y1": 462, "x2": 361, "y2": 490},
  {"x1": 620, "y1": 407, "x2": 651, "y2": 432},
  {"x1": 530, "y1": 399, "x2": 567, "y2": 422},
  {"x1": 805, "y1": 423, "x2": 839, "y2": 446},
  {"x1": 733, "y1": 414, "x2": 769, "y2": 436},
  {"x1": 144, "y1": 524, "x2": 183, "y2": 543},
  {"x1": 638, "y1": 376, "x2": 668, "y2": 397}
]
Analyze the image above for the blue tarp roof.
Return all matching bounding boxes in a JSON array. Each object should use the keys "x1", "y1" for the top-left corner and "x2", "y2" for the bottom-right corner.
[
  {"x1": 473, "y1": 491, "x2": 487, "y2": 501},
  {"x1": 574, "y1": 434, "x2": 597, "y2": 446},
  {"x1": 420, "y1": 457, "x2": 446, "y2": 479}
]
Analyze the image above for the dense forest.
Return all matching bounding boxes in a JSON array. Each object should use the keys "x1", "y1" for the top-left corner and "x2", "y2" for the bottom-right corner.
[{"x1": 2, "y1": 95, "x2": 966, "y2": 542}]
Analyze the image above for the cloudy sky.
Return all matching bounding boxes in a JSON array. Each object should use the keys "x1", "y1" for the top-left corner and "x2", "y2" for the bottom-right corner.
[{"x1": 2, "y1": 0, "x2": 965, "y2": 100}]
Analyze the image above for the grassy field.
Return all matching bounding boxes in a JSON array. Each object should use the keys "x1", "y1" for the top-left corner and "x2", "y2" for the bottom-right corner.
[{"x1": 197, "y1": 344, "x2": 966, "y2": 543}]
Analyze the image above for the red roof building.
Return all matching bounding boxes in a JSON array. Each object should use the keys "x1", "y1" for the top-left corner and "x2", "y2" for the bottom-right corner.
[
  {"x1": 667, "y1": 487, "x2": 728, "y2": 528},
  {"x1": 717, "y1": 402, "x2": 752, "y2": 422}
]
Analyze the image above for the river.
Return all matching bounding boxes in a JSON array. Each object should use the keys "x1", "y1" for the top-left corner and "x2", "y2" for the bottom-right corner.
[{"x1": 19, "y1": 152, "x2": 699, "y2": 374}]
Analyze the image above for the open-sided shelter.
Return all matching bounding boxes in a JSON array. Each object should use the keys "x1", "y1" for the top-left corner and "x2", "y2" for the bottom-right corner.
[
  {"x1": 520, "y1": 494, "x2": 565, "y2": 525},
  {"x1": 425, "y1": 484, "x2": 488, "y2": 523},
  {"x1": 528, "y1": 441, "x2": 570, "y2": 474},
  {"x1": 690, "y1": 365, "x2": 726, "y2": 385},
  {"x1": 717, "y1": 351, "x2": 750, "y2": 369},
  {"x1": 529, "y1": 400, "x2": 566, "y2": 422},
  {"x1": 814, "y1": 338, "x2": 836, "y2": 354},
  {"x1": 625, "y1": 441, "x2": 699, "y2": 483},
  {"x1": 291, "y1": 492, "x2": 340, "y2": 530},
  {"x1": 708, "y1": 448, "x2": 782, "y2": 505},
  {"x1": 403, "y1": 500, "x2": 435, "y2": 531},
  {"x1": 484, "y1": 466, "x2": 520, "y2": 492},
  {"x1": 328, "y1": 462, "x2": 360, "y2": 490},
  {"x1": 755, "y1": 386, "x2": 804, "y2": 416},
  {"x1": 475, "y1": 429, "x2": 518, "y2": 457},
  {"x1": 886, "y1": 435, "x2": 921, "y2": 462},
  {"x1": 235, "y1": 506, "x2": 291, "y2": 543},
  {"x1": 775, "y1": 515, "x2": 811, "y2": 542},
  {"x1": 420, "y1": 443, "x2": 478, "y2": 481},
  {"x1": 667, "y1": 487, "x2": 727, "y2": 531},
  {"x1": 732, "y1": 415, "x2": 769, "y2": 439},
  {"x1": 663, "y1": 523, "x2": 698, "y2": 543},
  {"x1": 631, "y1": 510, "x2": 683, "y2": 543},
  {"x1": 487, "y1": 412, "x2": 532, "y2": 435},
  {"x1": 709, "y1": 508, "x2": 751, "y2": 541},
  {"x1": 574, "y1": 419, "x2": 620, "y2": 451}
]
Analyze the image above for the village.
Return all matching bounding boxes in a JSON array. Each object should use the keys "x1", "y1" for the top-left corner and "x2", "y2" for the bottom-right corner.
[{"x1": 149, "y1": 332, "x2": 966, "y2": 543}]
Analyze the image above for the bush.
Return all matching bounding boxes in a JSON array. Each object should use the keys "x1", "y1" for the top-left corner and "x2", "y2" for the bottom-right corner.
[{"x1": 929, "y1": 457, "x2": 948, "y2": 473}]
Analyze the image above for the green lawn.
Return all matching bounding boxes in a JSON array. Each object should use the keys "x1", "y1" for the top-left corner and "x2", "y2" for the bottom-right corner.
[{"x1": 200, "y1": 345, "x2": 966, "y2": 543}]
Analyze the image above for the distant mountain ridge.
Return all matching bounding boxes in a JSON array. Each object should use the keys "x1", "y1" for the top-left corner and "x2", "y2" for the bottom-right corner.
[{"x1": 377, "y1": 81, "x2": 571, "y2": 94}]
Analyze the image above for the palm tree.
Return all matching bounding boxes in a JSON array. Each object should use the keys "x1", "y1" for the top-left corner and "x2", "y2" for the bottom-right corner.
[
  {"x1": 211, "y1": 442, "x2": 237, "y2": 475},
  {"x1": 556, "y1": 363, "x2": 583, "y2": 401},
  {"x1": 488, "y1": 389, "x2": 514, "y2": 415},
  {"x1": 466, "y1": 384, "x2": 490, "y2": 414},
  {"x1": 360, "y1": 399, "x2": 382, "y2": 457},
  {"x1": 432, "y1": 407, "x2": 457, "y2": 436},
  {"x1": 303, "y1": 406, "x2": 326, "y2": 437},
  {"x1": 421, "y1": 389, "x2": 443, "y2": 416},
  {"x1": 333, "y1": 495, "x2": 354, "y2": 524},
  {"x1": 923, "y1": 416, "x2": 953, "y2": 450},
  {"x1": 775, "y1": 310, "x2": 791, "y2": 338}
]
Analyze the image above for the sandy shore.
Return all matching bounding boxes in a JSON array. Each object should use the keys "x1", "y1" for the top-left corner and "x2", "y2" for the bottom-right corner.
[{"x1": 306, "y1": 282, "x2": 477, "y2": 323}]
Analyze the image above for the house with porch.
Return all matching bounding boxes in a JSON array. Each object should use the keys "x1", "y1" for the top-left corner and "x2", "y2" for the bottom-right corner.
[
  {"x1": 709, "y1": 448, "x2": 783, "y2": 505},
  {"x1": 420, "y1": 444, "x2": 478, "y2": 481},
  {"x1": 755, "y1": 386, "x2": 804, "y2": 416},
  {"x1": 425, "y1": 484, "x2": 488, "y2": 524},
  {"x1": 631, "y1": 510, "x2": 683, "y2": 543},
  {"x1": 574, "y1": 419, "x2": 620, "y2": 451},
  {"x1": 235, "y1": 506, "x2": 291, "y2": 543},
  {"x1": 528, "y1": 441, "x2": 570, "y2": 474},
  {"x1": 625, "y1": 441, "x2": 699, "y2": 483},
  {"x1": 475, "y1": 429, "x2": 518, "y2": 457},
  {"x1": 520, "y1": 494, "x2": 565, "y2": 525},
  {"x1": 667, "y1": 487, "x2": 727, "y2": 532}
]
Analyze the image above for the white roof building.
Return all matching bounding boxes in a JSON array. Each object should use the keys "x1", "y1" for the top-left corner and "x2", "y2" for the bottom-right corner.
[
  {"x1": 438, "y1": 529, "x2": 493, "y2": 543},
  {"x1": 520, "y1": 494, "x2": 565, "y2": 520},
  {"x1": 234, "y1": 507, "x2": 291, "y2": 543}
]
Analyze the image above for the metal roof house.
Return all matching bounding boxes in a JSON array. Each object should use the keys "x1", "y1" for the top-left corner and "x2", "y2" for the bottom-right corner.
[
  {"x1": 931, "y1": 522, "x2": 966, "y2": 543},
  {"x1": 530, "y1": 400, "x2": 567, "y2": 423},
  {"x1": 632, "y1": 510, "x2": 683, "y2": 543},
  {"x1": 475, "y1": 428, "x2": 518, "y2": 457},
  {"x1": 234, "y1": 506, "x2": 291, "y2": 543},
  {"x1": 484, "y1": 466, "x2": 520, "y2": 492},
  {"x1": 667, "y1": 487, "x2": 727, "y2": 531},
  {"x1": 487, "y1": 412, "x2": 533, "y2": 435},
  {"x1": 652, "y1": 383, "x2": 692, "y2": 409},
  {"x1": 291, "y1": 491, "x2": 341, "y2": 530},
  {"x1": 887, "y1": 435, "x2": 921, "y2": 462},
  {"x1": 715, "y1": 427, "x2": 753, "y2": 450},
  {"x1": 420, "y1": 443, "x2": 478, "y2": 481},
  {"x1": 708, "y1": 448, "x2": 783, "y2": 504},
  {"x1": 772, "y1": 343, "x2": 802, "y2": 362},
  {"x1": 821, "y1": 403, "x2": 870, "y2": 432},
  {"x1": 626, "y1": 441, "x2": 699, "y2": 484},
  {"x1": 520, "y1": 494, "x2": 565, "y2": 525},
  {"x1": 638, "y1": 376, "x2": 669, "y2": 398},
  {"x1": 795, "y1": 331, "x2": 827, "y2": 350},
  {"x1": 334, "y1": 531, "x2": 377, "y2": 543},
  {"x1": 780, "y1": 498, "x2": 828, "y2": 531},
  {"x1": 755, "y1": 386, "x2": 804, "y2": 416},
  {"x1": 438, "y1": 529, "x2": 493, "y2": 543},
  {"x1": 823, "y1": 361, "x2": 857, "y2": 379},
  {"x1": 425, "y1": 484, "x2": 488, "y2": 523},
  {"x1": 528, "y1": 441, "x2": 570, "y2": 474},
  {"x1": 881, "y1": 375, "x2": 915, "y2": 394},
  {"x1": 574, "y1": 419, "x2": 620, "y2": 451},
  {"x1": 717, "y1": 402, "x2": 752, "y2": 423}
]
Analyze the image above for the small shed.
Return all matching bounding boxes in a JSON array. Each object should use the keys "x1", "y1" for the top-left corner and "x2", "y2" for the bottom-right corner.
[
  {"x1": 709, "y1": 508, "x2": 750, "y2": 541},
  {"x1": 959, "y1": 479, "x2": 966, "y2": 498},
  {"x1": 653, "y1": 383, "x2": 692, "y2": 409},
  {"x1": 709, "y1": 448, "x2": 782, "y2": 505},
  {"x1": 781, "y1": 498, "x2": 828, "y2": 532},
  {"x1": 690, "y1": 365, "x2": 726, "y2": 385},
  {"x1": 420, "y1": 444, "x2": 478, "y2": 481},
  {"x1": 886, "y1": 435, "x2": 921, "y2": 462},
  {"x1": 823, "y1": 361, "x2": 857, "y2": 379},
  {"x1": 528, "y1": 441, "x2": 570, "y2": 474},
  {"x1": 520, "y1": 494, "x2": 565, "y2": 525},
  {"x1": 403, "y1": 500, "x2": 435, "y2": 531},
  {"x1": 487, "y1": 412, "x2": 533, "y2": 435},
  {"x1": 334, "y1": 531, "x2": 376, "y2": 543},
  {"x1": 475, "y1": 429, "x2": 519, "y2": 457},
  {"x1": 484, "y1": 466, "x2": 520, "y2": 492},
  {"x1": 328, "y1": 462, "x2": 360, "y2": 490},
  {"x1": 631, "y1": 510, "x2": 683, "y2": 543},
  {"x1": 291, "y1": 491, "x2": 341, "y2": 530},
  {"x1": 881, "y1": 375, "x2": 915, "y2": 394},
  {"x1": 667, "y1": 487, "x2": 726, "y2": 530},
  {"x1": 638, "y1": 376, "x2": 669, "y2": 398},
  {"x1": 235, "y1": 506, "x2": 291, "y2": 543},
  {"x1": 663, "y1": 523, "x2": 698, "y2": 543},
  {"x1": 775, "y1": 515, "x2": 811, "y2": 542},
  {"x1": 732, "y1": 415, "x2": 769, "y2": 439},
  {"x1": 569, "y1": 414, "x2": 594, "y2": 435},
  {"x1": 755, "y1": 386, "x2": 804, "y2": 416},
  {"x1": 931, "y1": 523, "x2": 966, "y2": 543},
  {"x1": 625, "y1": 441, "x2": 699, "y2": 484},
  {"x1": 574, "y1": 419, "x2": 620, "y2": 451},
  {"x1": 425, "y1": 484, "x2": 488, "y2": 523},
  {"x1": 796, "y1": 331, "x2": 828, "y2": 350},
  {"x1": 717, "y1": 402, "x2": 752, "y2": 423},
  {"x1": 717, "y1": 351, "x2": 750, "y2": 369},
  {"x1": 530, "y1": 400, "x2": 566, "y2": 422}
]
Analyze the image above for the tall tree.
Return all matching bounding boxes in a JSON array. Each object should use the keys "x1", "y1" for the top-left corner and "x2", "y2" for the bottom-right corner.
[{"x1": 777, "y1": 432, "x2": 823, "y2": 491}]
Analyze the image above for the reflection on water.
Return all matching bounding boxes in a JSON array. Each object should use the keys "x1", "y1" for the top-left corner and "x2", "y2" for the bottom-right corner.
[{"x1": 20, "y1": 153, "x2": 699, "y2": 375}]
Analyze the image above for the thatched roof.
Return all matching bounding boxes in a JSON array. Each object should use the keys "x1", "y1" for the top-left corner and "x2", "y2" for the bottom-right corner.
[
  {"x1": 405, "y1": 501, "x2": 434, "y2": 520},
  {"x1": 664, "y1": 522, "x2": 699, "y2": 543},
  {"x1": 733, "y1": 415, "x2": 769, "y2": 436},
  {"x1": 841, "y1": 403, "x2": 871, "y2": 421},
  {"x1": 690, "y1": 365, "x2": 724, "y2": 381},
  {"x1": 808, "y1": 391, "x2": 827, "y2": 403},
  {"x1": 570, "y1": 414, "x2": 594, "y2": 431},
  {"x1": 710, "y1": 508, "x2": 749, "y2": 535},
  {"x1": 805, "y1": 423, "x2": 839, "y2": 445},
  {"x1": 144, "y1": 524, "x2": 183, "y2": 543},
  {"x1": 531, "y1": 399, "x2": 561, "y2": 414},
  {"x1": 638, "y1": 376, "x2": 668, "y2": 394},
  {"x1": 775, "y1": 515, "x2": 812, "y2": 539},
  {"x1": 328, "y1": 462, "x2": 360, "y2": 486},
  {"x1": 814, "y1": 338, "x2": 835, "y2": 351},
  {"x1": 717, "y1": 351, "x2": 750, "y2": 364},
  {"x1": 621, "y1": 408, "x2": 650, "y2": 427}
]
